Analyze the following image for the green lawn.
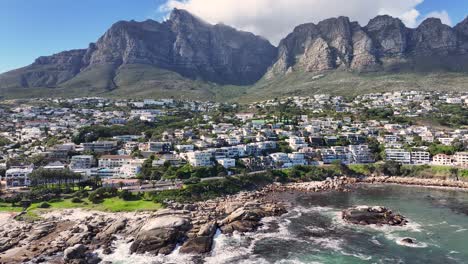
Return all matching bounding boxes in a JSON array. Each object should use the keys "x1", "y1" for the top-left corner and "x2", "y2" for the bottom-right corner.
[
  {"x1": 28, "y1": 197, "x2": 162, "y2": 213},
  {"x1": 0, "y1": 203, "x2": 23, "y2": 212}
]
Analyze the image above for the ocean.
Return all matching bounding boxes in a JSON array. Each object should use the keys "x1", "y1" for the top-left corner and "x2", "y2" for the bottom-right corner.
[{"x1": 99, "y1": 184, "x2": 468, "y2": 264}]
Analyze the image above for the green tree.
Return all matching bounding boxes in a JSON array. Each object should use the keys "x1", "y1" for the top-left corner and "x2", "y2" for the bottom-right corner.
[{"x1": 450, "y1": 167, "x2": 459, "y2": 181}]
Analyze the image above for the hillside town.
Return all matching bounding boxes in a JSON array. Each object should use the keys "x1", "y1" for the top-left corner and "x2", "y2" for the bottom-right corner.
[{"x1": 0, "y1": 90, "x2": 467, "y2": 189}]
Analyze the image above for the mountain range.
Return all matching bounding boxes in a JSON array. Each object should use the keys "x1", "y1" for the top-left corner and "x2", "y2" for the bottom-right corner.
[{"x1": 1, "y1": 9, "x2": 468, "y2": 101}]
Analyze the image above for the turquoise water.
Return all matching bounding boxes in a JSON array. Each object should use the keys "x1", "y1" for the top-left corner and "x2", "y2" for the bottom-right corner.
[
  {"x1": 100, "y1": 184, "x2": 468, "y2": 264},
  {"x1": 206, "y1": 184, "x2": 468, "y2": 264}
]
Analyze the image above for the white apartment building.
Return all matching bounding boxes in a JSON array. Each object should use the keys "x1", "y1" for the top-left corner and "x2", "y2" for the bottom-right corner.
[
  {"x1": 349, "y1": 145, "x2": 374, "y2": 164},
  {"x1": 411, "y1": 151, "x2": 431, "y2": 165},
  {"x1": 321, "y1": 146, "x2": 352, "y2": 164},
  {"x1": 70, "y1": 155, "x2": 95, "y2": 169},
  {"x1": 98, "y1": 155, "x2": 133, "y2": 169},
  {"x1": 438, "y1": 138, "x2": 455, "y2": 146},
  {"x1": 217, "y1": 158, "x2": 236, "y2": 169},
  {"x1": 269, "y1": 153, "x2": 293, "y2": 168},
  {"x1": 119, "y1": 159, "x2": 145, "y2": 178},
  {"x1": 287, "y1": 136, "x2": 308, "y2": 151},
  {"x1": 186, "y1": 151, "x2": 213, "y2": 167},
  {"x1": 288, "y1": 152, "x2": 307, "y2": 166},
  {"x1": 384, "y1": 135, "x2": 398, "y2": 143},
  {"x1": 4, "y1": 166, "x2": 33, "y2": 188},
  {"x1": 385, "y1": 149, "x2": 411, "y2": 164},
  {"x1": 82, "y1": 141, "x2": 118, "y2": 153},
  {"x1": 175, "y1": 145, "x2": 194, "y2": 152}
]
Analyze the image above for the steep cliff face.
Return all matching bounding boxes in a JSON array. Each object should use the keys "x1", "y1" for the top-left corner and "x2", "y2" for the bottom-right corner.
[
  {"x1": 266, "y1": 17, "x2": 380, "y2": 77},
  {"x1": 267, "y1": 15, "x2": 468, "y2": 77},
  {"x1": 0, "y1": 8, "x2": 277, "y2": 89},
  {"x1": 410, "y1": 18, "x2": 458, "y2": 55},
  {"x1": 167, "y1": 9, "x2": 277, "y2": 84},
  {"x1": 454, "y1": 17, "x2": 468, "y2": 52},
  {"x1": 364, "y1": 15, "x2": 408, "y2": 57}
]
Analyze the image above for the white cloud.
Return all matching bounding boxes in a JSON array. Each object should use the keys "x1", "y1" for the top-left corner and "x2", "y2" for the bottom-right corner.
[
  {"x1": 423, "y1": 10, "x2": 452, "y2": 26},
  {"x1": 160, "y1": 0, "x2": 427, "y2": 44},
  {"x1": 399, "y1": 9, "x2": 421, "y2": 27}
]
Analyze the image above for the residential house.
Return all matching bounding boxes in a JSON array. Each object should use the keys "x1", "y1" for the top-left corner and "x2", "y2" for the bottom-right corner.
[
  {"x1": 411, "y1": 151, "x2": 431, "y2": 165},
  {"x1": 4, "y1": 166, "x2": 33, "y2": 188},
  {"x1": 385, "y1": 149, "x2": 411, "y2": 164}
]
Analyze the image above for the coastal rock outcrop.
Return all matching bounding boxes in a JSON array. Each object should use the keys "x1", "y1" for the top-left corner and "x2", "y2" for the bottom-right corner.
[
  {"x1": 129, "y1": 210, "x2": 192, "y2": 255},
  {"x1": 179, "y1": 221, "x2": 218, "y2": 254},
  {"x1": 342, "y1": 206, "x2": 407, "y2": 226},
  {"x1": 63, "y1": 244, "x2": 87, "y2": 261}
]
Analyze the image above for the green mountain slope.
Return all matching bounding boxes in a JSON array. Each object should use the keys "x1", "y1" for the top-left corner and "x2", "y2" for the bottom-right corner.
[
  {"x1": 1, "y1": 65, "x2": 468, "y2": 102},
  {"x1": 236, "y1": 71, "x2": 468, "y2": 102}
]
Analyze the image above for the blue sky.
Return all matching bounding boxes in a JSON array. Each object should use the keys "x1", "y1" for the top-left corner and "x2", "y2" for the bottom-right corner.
[{"x1": 0, "y1": 0, "x2": 467, "y2": 74}]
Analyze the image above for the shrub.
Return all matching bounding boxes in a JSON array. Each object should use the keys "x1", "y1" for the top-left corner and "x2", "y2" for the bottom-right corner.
[
  {"x1": 47, "y1": 198, "x2": 62, "y2": 203},
  {"x1": 73, "y1": 190, "x2": 89, "y2": 199},
  {"x1": 88, "y1": 187, "x2": 118, "y2": 204},
  {"x1": 71, "y1": 197, "x2": 83, "y2": 203},
  {"x1": 88, "y1": 192, "x2": 101, "y2": 204},
  {"x1": 119, "y1": 190, "x2": 136, "y2": 201},
  {"x1": 38, "y1": 202, "x2": 51, "y2": 208},
  {"x1": 142, "y1": 192, "x2": 153, "y2": 201}
]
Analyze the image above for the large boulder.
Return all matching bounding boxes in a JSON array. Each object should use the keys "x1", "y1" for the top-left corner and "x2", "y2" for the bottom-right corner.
[
  {"x1": 63, "y1": 244, "x2": 87, "y2": 260},
  {"x1": 179, "y1": 236, "x2": 214, "y2": 254},
  {"x1": 130, "y1": 213, "x2": 191, "y2": 255},
  {"x1": 27, "y1": 222, "x2": 56, "y2": 242},
  {"x1": 96, "y1": 218, "x2": 127, "y2": 240},
  {"x1": 220, "y1": 220, "x2": 260, "y2": 234},
  {"x1": 219, "y1": 204, "x2": 287, "y2": 234},
  {"x1": 180, "y1": 221, "x2": 218, "y2": 254},
  {"x1": 342, "y1": 206, "x2": 407, "y2": 226}
]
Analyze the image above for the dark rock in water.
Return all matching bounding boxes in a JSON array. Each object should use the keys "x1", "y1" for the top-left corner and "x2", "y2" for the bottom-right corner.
[
  {"x1": 402, "y1": 238, "x2": 415, "y2": 244},
  {"x1": 219, "y1": 204, "x2": 287, "y2": 234},
  {"x1": 179, "y1": 236, "x2": 214, "y2": 254},
  {"x1": 221, "y1": 220, "x2": 261, "y2": 234},
  {"x1": 342, "y1": 206, "x2": 407, "y2": 226},
  {"x1": 180, "y1": 221, "x2": 217, "y2": 254}
]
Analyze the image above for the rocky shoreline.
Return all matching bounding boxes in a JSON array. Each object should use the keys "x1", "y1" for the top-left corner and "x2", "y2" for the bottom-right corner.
[
  {"x1": 0, "y1": 176, "x2": 467, "y2": 263},
  {"x1": 0, "y1": 177, "x2": 349, "y2": 263},
  {"x1": 360, "y1": 176, "x2": 468, "y2": 190}
]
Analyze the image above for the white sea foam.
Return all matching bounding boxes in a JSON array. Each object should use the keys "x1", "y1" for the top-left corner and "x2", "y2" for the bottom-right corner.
[
  {"x1": 204, "y1": 230, "x2": 256, "y2": 264},
  {"x1": 308, "y1": 237, "x2": 344, "y2": 251},
  {"x1": 370, "y1": 236, "x2": 382, "y2": 246},
  {"x1": 97, "y1": 237, "x2": 196, "y2": 264},
  {"x1": 275, "y1": 259, "x2": 322, "y2": 264},
  {"x1": 340, "y1": 251, "x2": 373, "y2": 261}
]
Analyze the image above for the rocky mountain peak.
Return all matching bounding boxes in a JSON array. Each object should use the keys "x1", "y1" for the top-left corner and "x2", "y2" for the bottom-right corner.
[
  {"x1": 412, "y1": 17, "x2": 457, "y2": 55},
  {"x1": 418, "y1": 17, "x2": 444, "y2": 28},
  {"x1": 365, "y1": 15, "x2": 407, "y2": 57},
  {"x1": 366, "y1": 15, "x2": 405, "y2": 30},
  {"x1": 168, "y1": 8, "x2": 208, "y2": 28},
  {"x1": 455, "y1": 16, "x2": 468, "y2": 37}
]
